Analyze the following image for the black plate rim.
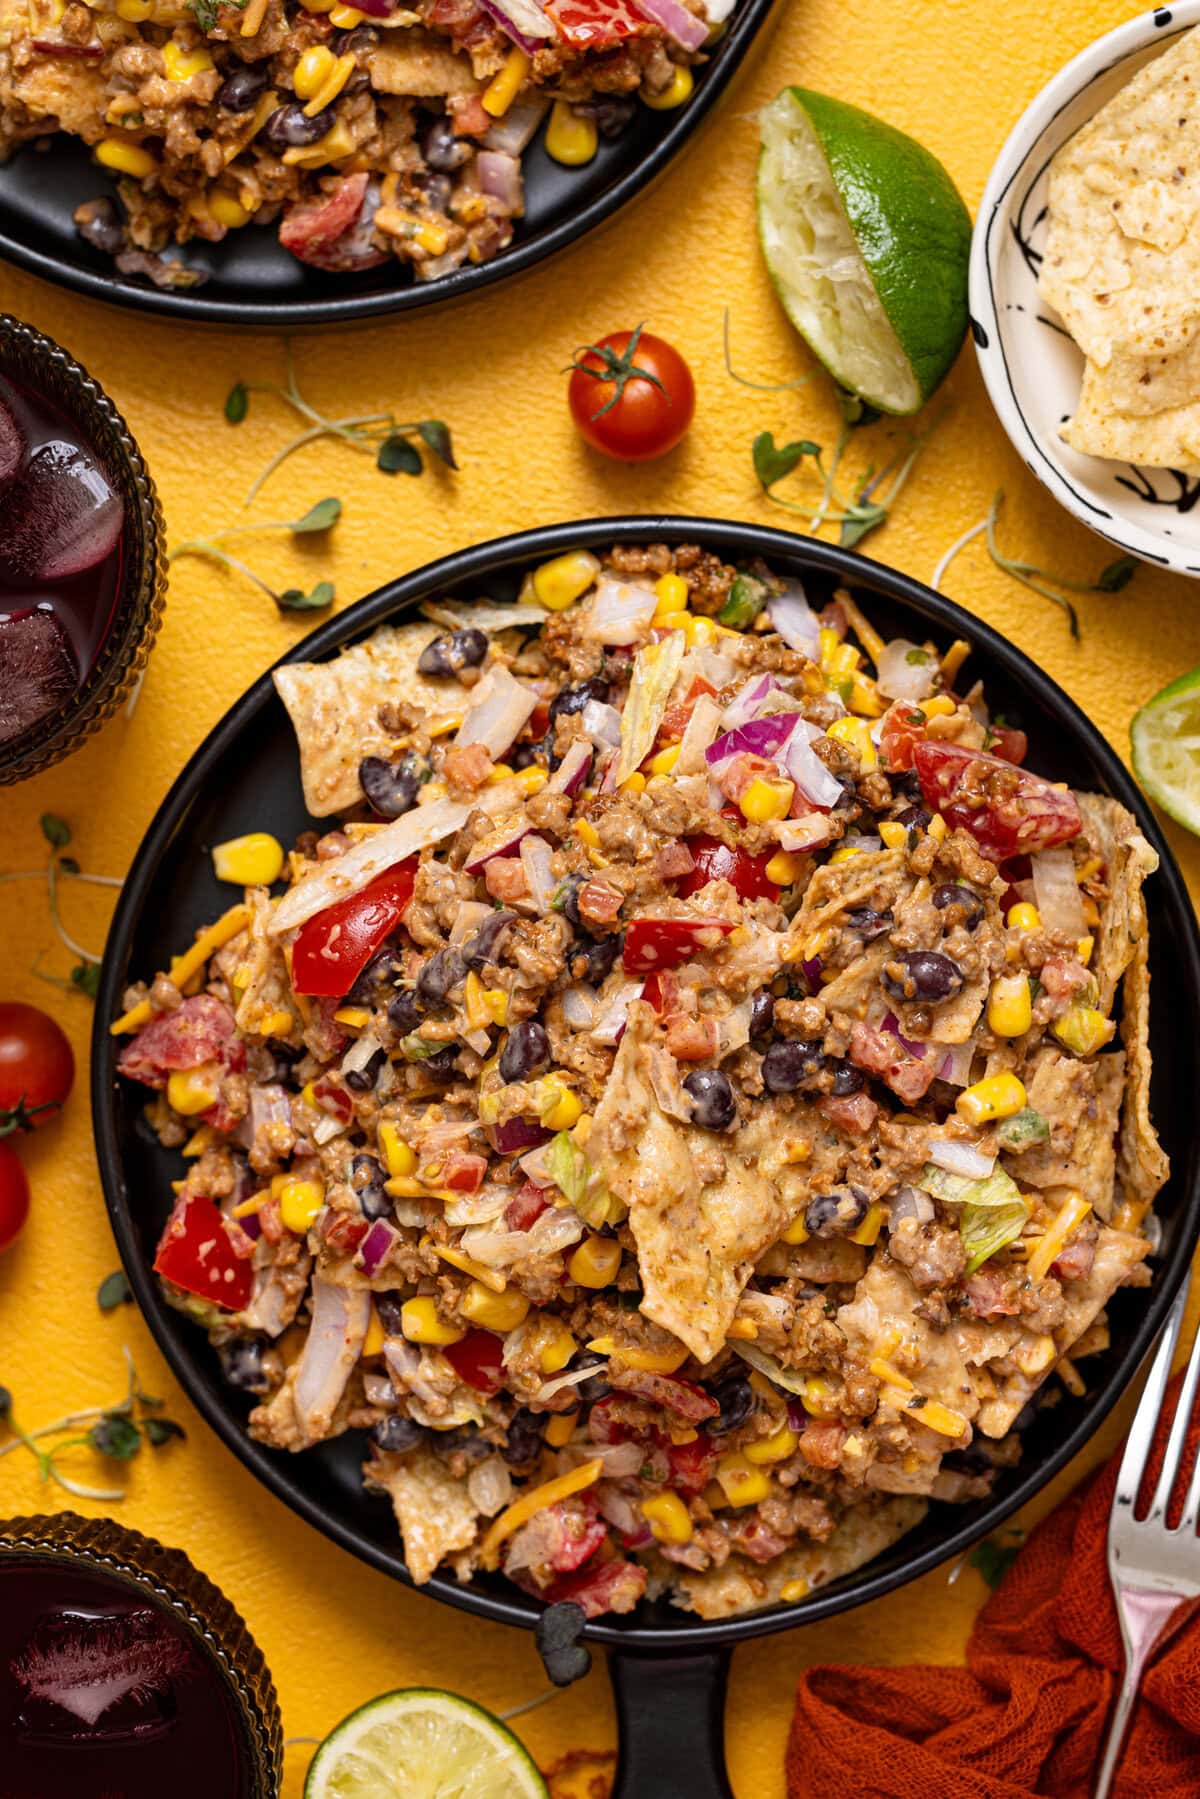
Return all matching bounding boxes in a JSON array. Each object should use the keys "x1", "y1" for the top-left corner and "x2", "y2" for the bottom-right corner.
[
  {"x1": 93, "y1": 514, "x2": 1200, "y2": 1651},
  {"x1": 0, "y1": 0, "x2": 776, "y2": 328}
]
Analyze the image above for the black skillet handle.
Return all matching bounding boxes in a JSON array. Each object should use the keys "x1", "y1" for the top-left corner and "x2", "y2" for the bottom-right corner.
[{"x1": 607, "y1": 1647, "x2": 735, "y2": 1799}]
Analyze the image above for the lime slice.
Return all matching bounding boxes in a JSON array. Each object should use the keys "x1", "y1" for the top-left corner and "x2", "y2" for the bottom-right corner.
[
  {"x1": 1131, "y1": 667, "x2": 1200, "y2": 835},
  {"x1": 304, "y1": 1688, "x2": 549, "y2": 1799},
  {"x1": 757, "y1": 88, "x2": 972, "y2": 414}
]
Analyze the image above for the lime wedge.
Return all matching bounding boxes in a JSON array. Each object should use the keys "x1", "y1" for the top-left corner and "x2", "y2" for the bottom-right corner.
[
  {"x1": 1131, "y1": 667, "x2": 1200, "y2": 835},
  {"x1": 757, "y1": 88, "x2": 972, "y2": 414},
  {"x1": 304, "y1": 1688, "x2": 549, "y2": 1799}
]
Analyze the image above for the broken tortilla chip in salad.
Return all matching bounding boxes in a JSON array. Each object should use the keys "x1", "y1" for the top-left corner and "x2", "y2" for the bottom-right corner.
[{"x1": 113, "y1": 538, "x2": 1166, "y2": 1620}]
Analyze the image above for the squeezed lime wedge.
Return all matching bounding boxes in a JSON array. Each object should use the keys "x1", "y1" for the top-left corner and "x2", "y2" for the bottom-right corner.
[
  {"x1": 304, "y1": 1688, "x2": 549, "y2": 1799},
  {"x1": 1132, "y1": 667, "x2": 1200, "y2": 835}
]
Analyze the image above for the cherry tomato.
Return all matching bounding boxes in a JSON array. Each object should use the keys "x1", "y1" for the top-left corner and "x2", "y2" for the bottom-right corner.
[
  {"x1": 988, "y1": 723, "x2": 1028, "y2": 765},
  {"x1": 913, "y1": 741, "x2": 1082, "y2": 861},
  {"x1": 567, "y1": 327, "x2": 695, "y2": 462},
  {"x1": 443, "y1": 1329, "x2": 505, "y2": 1395},
  {"x1": 290, "y1": 861, "x2": 416, "y2": 997},
  {"x1": 0, "y1": 1002, "x2": 74, "y2": 1135},
  {"x1": 546, "y1": 0, "x2": 644, "y2": 48},
  {"x1": 666, "y1": 1434, "x2": 718, "y2": 1495},
  {"x1": 153, "y1": 1195, "x2": 254, "y2": 1311},
  {"x1": 878, "y1": 702, "x2": 929, "y2": 774},
  {"x1": 0, "y1": 1142, "x2": 30, "y2": 1252},
  {"x1": 676, "y1": 836, "x2": 779, "y2": 902}
]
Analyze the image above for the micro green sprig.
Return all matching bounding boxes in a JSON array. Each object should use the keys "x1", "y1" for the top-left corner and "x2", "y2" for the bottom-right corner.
[
  {"x1": 0, "y1": 1349, "x2": 185, "y2": 1502},
  {"x1": 0, "y1": 815, "x2": 120, "y2": 1000},
  {"x1": 170, "y1": 496, "x2": 341, "y2": 612}
]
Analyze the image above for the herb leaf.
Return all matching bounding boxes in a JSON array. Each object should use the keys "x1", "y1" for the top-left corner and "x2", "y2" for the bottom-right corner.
[
  {"x1": 535, "y1": 1601, "x2": 591, "y2": 1688},
  {"x1": 753, "y1": 431, "x2": 819, "y2": 491},
  {"x1": 377, "y1": 436, "x2": 423, "y2": 476},
  {"x1": 188, "y1": 0, "x2": 246, "y2": 28},
  {"x1": 418, "y1": 419, "x2": 457, "y2": 470},
  {"x1": 40, "y1": 814, "x2": 70, "y2": 850},
  {"x1": 97, "y1": 1271, "x2": 133, "y2": 1312},
  {"x1": 0, "y1": 1385, "x2": 11, "y2": 1418},
  {"x1": 277, "y1": 581, "x2": 335, "y2": 613},
  {"x1": 89, "y1": 1413, "x2": 142, "y2": 1460},
  {"x1": 969, "y1": 1531, "x2": 1024, "y2": 1589},
  {"x1": 144, "y1": 1417, "x2": 186, "y2": 1447},
  {"x1": 840, "y1": 502, "x2": 888, "y2": 550},
  {"x1": 72, "y1": 963, "x2": 101, "y2": 999},
  {"x1": 1095, "y1": 556, "x2": 1138, "y2": 593},
  {"x1": 224, "y1": 380, "x2": 249, "y2": 425},
  {"x1": 290, "y1": 496, "x2": 341, "y2": 533}
]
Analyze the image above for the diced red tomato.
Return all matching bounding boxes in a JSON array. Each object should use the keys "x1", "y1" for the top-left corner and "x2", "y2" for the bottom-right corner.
[
  {"x1": 546, "y1": 0, "x2": 647, "y2": 47},
  {"x1": 322, "y1": 1212, "x2": 371, "y2": 1257},
  {"x1": 817, "y1": 1091, "x2": 880, "y2": 1135},
  {"x1": 988, "y1": 724, "x2": 1028, "y2": 765},
  {"x1": 712, "y1": 752, "x2": 775, "y2": 804},
  {"x1": 622, "y1": 917, "x2": 735, "y2": 975},
  {"x1": 797, "y1": 1419, "x2": 846, "y2": 1470},
  {"x1": 664, "y1": 1015, "x2": 719, "y2": 1061},
  {"x1": 549, "y1": 1501, "x2": 609, "y2": 1574},
  {"x1": 309, "y1": 1075, "x2": 353, "y2": 1123},
  {"x1": 279, "y1": 171, "x2": 385, "y2": 272},
  {"x1": 878, "y1": 702, "x2": 928, "y2": 773},
  {"x1": 442, "y1": 1152, "x2": 487, "y2": 1193},
  {"x1": 607, "y1": 1367, "x2": 719, "y2": 1424},
  {"x1": 443, "y1": 1328, "x2": 505, "y2": 1395},
  {"x1": 543, "y1": 1555, "x2": 648, "y2": 1618},
  {"x1": 117, "y1": 995, "x2": 243, "y2": 1087},
  {"x1": 676, "y1": 835, "x2": 779, "y2": 902},
  {"x1": 665, "y1": 1435, "x2": 718, "y2": 1494},
  {"x1": 640, "y1": 969, "x2": 679, "y2": 1016},
  {"x1": 586, "y1": 1395, "x2": 638, "y2": 1447},
  {"x1": 658, "y1": 677, "x2": 717, "y2": 746},
  {"x1": 153, "y1": 1195, "x2": 254, "y2": 1312},
  {"x1": 503, "y1": 1182, "x2": 551, "y2": 1231},
  {"x1": 291, "y1": 862, "x2": 417, "y2": 997},
  {"x1": 848, "y1": 1022, "x2": 936, "y2": 1105},
  {"x1": 913, "y1": 742, "x2": 1082, "y2": 861}
]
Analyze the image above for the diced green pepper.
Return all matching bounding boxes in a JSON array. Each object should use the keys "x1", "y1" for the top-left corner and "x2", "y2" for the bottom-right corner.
[
  {"x1": 995, "y1": 1106, "x2": 1051, "y2": 1150},
  {"x1": 719, "y1": 573, "x2": 769, "y2": 630}
]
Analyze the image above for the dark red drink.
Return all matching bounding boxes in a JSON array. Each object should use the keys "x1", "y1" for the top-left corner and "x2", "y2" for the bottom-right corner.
[
  {"x1": 0, "y1": 370, "x2": 126, "y2": 749},
  {"x1": 0, "y1": 1558, "x2": 256, "y2": 1798}
]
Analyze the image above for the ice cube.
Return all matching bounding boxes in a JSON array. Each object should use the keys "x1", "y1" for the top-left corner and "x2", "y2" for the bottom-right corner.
[
  {"x1": 0, "y1": 438, "x2": 123, "y2": 583},
  {"x1": 10, "y1": 1605, "x2": 192, "y2": 1743},
  {"x1": 0, "y1": 387, "x2": 23, "y2": 488},
  {"x1": 0, "y1": 605, "x2": 78, "y2": 743}
]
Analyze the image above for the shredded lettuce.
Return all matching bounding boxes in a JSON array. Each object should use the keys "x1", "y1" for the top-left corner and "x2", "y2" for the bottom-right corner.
[
  {"x1": 616, "y1": 630, "x2": 686, "y2": 783},
  {"x1": 918, "y1": 1162, "x2": 1023, "y2": 1209},
  {"x1": 918, "y1": 1161, "x2": 1028, "y2": 1274},
  {"x1": 731, "y1": 1341, "x2": 809, "y2": 1396},
  {"x1": 550, "y1": 1130, "x2": 615, "y2": 1229},
  {"x1": 995, "y1": 1107, "x2": 1051, "y2": 1150}
]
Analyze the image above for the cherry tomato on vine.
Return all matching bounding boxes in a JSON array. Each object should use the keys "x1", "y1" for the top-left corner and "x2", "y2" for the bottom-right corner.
[
  {"x1": 566, "y1": 325, "x2": 695, "y2": 462},
  {"x1": 0, "y1": 1002, "x2": 74, "y2": 1137},
  {"x1": 0, "y1": 1142, "x2": 30, "y2": 1252}
]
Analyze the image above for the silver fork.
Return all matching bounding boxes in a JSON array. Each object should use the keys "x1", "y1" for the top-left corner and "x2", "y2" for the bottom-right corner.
[{"x1": 1094, "y1": 1274, "x2": 1200, "y2": 1799}]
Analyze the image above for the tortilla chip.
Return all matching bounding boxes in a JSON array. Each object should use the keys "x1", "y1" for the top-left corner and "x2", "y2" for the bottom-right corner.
[
  {"x1": 365, "y1": 1445, "x2": 479, "y2": 1584},
  {"x1": 367, "y1": 31, "x2": 480, "y2": 97},
  {"x1": 1062, "y1": 359, "x2": 1200, "y2": 470},
  {"x1": 589, "y1": 1006, "x2": 795, "y2": 1363},
  {"x1": 1017, "y1": 1047, "x2": 1123, "y2": 1218},
  {"x1": 1077, "y1": 795, "x2": 1159, "y2": 1016},
  {"x1": 1117, "y1": 928, "x2": 1170, "y2": 1212},
  {"x1": 671, "y1": 1496, "x2": 927, "y2": 1619}
]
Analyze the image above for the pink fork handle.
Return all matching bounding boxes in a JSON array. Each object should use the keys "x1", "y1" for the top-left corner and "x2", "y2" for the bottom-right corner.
[{"x1": 1093, "y1": 1588, "x2": 1186, "y2": 1799}]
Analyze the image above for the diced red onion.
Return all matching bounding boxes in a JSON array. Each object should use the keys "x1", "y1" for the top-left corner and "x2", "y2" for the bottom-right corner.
[
  {"x1": 238, "y1": 1211, "x2": 263, "y2": 1242},
  {"x1": 776, "y1": 813, "x2": 831, "y2": 853},
  {"x1": 720, "y1": 673, "x2": 778, "y2": 733},
  {"x1": 464, "y1": 819, "x2": 531, "y2": 874},
  {"x1": 547, "y1": 739, "x2": 591, "y2": 796},
  {"x1": 688, "y1": 647, "x2": 738, "y2": 689},
  {"x1": 844, "y1": 834, "x2": 883, "y2": 855},
  {"x1": 767, "y1": 584, "x2": 821, "y2": 657},
  {"x1": 936, "y1": 1040, "x2": 977, "y2": 1086},
  {"x1": 482, "y1": 95, "x2": 550, "y2": 154},
  {"x1": 592, "y1": 1442, "x2": 645, "y2": 1478},
  {"x1": 1031, "y1": 847, "x2": 1086, "y2": 938},
  {"x1": 928, "y1": 1139, "x2": 995, "y2": 1180},
  {"x1": 464, "y1": 1026, "x2": 492, "y2": 1057},
  {"x1": 295, "y1": 1281, "x2": 371, "y2": 1437},
  {"x1": 358, "y1": 1219, "x2": 398, "y2": 1279},
  {"x1": 876, "y1": 639, "x2": 937, "y2": 703},
  {"x1": 476, "y1": 151, "x2": 524, "y2": 219},
  {"x1": 800, "y1": 956, "x2": 822, "y2": 989},
  {"x1": 449, "y1": 901, "x2": 494, "y2": 944},
  {"x1": 784, "y1": 725, "x2": 844, "y2": 809},
  {"x1": 581, "y1": 698, "x2": 622, "y2": 750},
  {"x1": 634, "y1": 0, "x2": 708, "y2": 48},
  {"x1": 584, "y1": 576, "x2": 659, "y2": 645},
  {"x1": 455, "y1": 665, "x2": 539, "y2": 759},
  {"x1": 561, "y1": 985, "x2": 598, "y2": 1029},
  {"x1": 591, "y1": 978, "x2": 643, "y2": 1045},
  {"x1": 881, "y1": 1013, "x2": 926, "y2": 1058},
  {"x1": 362, "y1": 1371, "x2": 395, "y2": 1405},
  {"x1": 490, "y1": 1116, "x2": 552, "y2": 1155},
  {"x1": 478, "y1": 0, "x2": 554, "y2": 48},
  {"x1": 520, "y1": 833, "x2": 557, "y2": 912},
  {"x1": 706, "y1": 710, "x2": 800, "y2": 769},
  {"x1": 889, "y1": 1185, "x2": 935, "y2": 1227}
]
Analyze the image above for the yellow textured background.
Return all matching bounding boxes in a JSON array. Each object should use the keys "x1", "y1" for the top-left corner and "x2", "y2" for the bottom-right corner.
[{"x1": 2, "y1": 1, "x2": 1200, "y2": 1791}]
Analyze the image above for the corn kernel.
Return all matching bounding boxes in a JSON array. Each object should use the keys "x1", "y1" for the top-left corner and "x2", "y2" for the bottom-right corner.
[
  {"x1": 302, "y1": 49, "x2": 355, "y2": 115},
  {"x1": 740, "y1": 776, "x2": 794, "y2": 823},
  {"x1": 482, "y1": 988, "x2": 508, "y2": 1026},
  {"x1": 781, "y1": 1214, "x2": 810, "y2": 1245},
  {"x1": 400, "y1": 1297, "x2": 465, "y2": 1346},
  {"x1": 879, "y1": 820, "x2": 908, "y2": 850},
  {"x1": 646, "y1": 744, "x2": 681, "y2": 778},
  {"x1": 586, "y1": 1336, "x2": 689, "y2": 1374},
  {"x1": 538, "y1": 1321, "x2": 577, "y2": 1374},
  {"x1": 619, "y1": 772, "x2": 647, "y2": 797},
  {"x1": 641, "y1": 1491, "x2": 694, "y2": 1543},
  {"x1": 1013, "y1": 1333, "x2": 1057, "y2": 1377},
  {"x1": 115, "y1": 0, "x2": 153, "y2": 17},
  {"x1": 165, "y1": 1064, "x2": 221, "y2": 1116},
  {"x1": 544, "y1": 98, "x2": 598, "y2": 166},
  {"x1": 688, "y1": 617, "x2": 719, "y2": 649},
  {"x1": 210, "y1": 830, "x2": 284, "y2": 886},
  {"x1": 464, "y1": 970, "x2": 493, "y2": 1031},
  {"x1": 1077, "y1": 935, "x2": 1095, "y2": 967},
  {"x1": 743, "y1": 1424, "x2": 799, "y2": 1466},
  {"x1": 568, "y1": 1235, "x2": 622, "y2": 1288},
  {"x1": 799, "y1": 1376, "x2": 839, "y2": 1418},
  {"x1": 327, "y1": 1, "x2": 362, "y2": 18},
  {"x1": 542, "y1": 1083, "x2": 583, "y2": 1132},
  {"x1": 96, "y1": 138, "x2": 158, "y2": 179},
  {"x1": 653, "y1": 572, "x2": 689, "y2": 616},
  {"x1": 715, "y1": 1452, "x2": 771, "y2": 1507},
  {"x1": 927, "y1": 813, "x2": 948, "y2": 844},
  {"x1": 1053, "y1": 1004, "x2": 1113, "y2": 1057},
  {"x1": 921, "y1": 694, "x2": 956, "y2": 720},
  {"x1": 642, "y1": 63, "x2": 695, "y2": 109},
  {"x1": 514, "y1": 765, "x2": 548, "y2": 795},
  {"x1": 482, "y1": 46, "x2": 531, "y2": 117},
  {"x1": 987, "y1": 973, "x2": 1032, "y2": 1039},
  {"x1": 956, "y1": 1072, "x2": 1027, "y2": 1125},
  {"x1": 704, "y1": 1480, "x2": 730, "y2": 1510},
  {"x1": 1006, "y1": 902, "x2": 1041, "y2": 932},
  {"x1": 378, "y1": 1122, "x2": 415, "y2": 1179},
  {"x1": 293, "y1": 42, "x2": 336, "y2": 99},
  {"x1": 780, "y1": 1578, "x2": 810, "y2": 1602},
  {"x1": 461, "y1": 1283, "x2": 528, "y2": 1333},
  {"x1": 655, "y1": 610, "x2": 692, "y2": 635},
  {"x1": 531, "y1": 549, "x2": 600, "y2": 611},
  {"x1": 829, "y1": 845, "x2": 863, "y2": 865},
  {"x1": 362, "y1": 1302, "x2": 385, "y2": 1358},
  {"x1": 576, "y1": 819, "x2": 601, "y2": 848},
  {"x1": 209, "y1": 190, "x2": 250, "y2": 229},
  {"x1": 544, "y1": 1411, "x2": 578, "y2": 1448},
  {"x1": 850, "y1": 1202, "x2": 884, "y2": 1247},
  {"x1": 825, "y1": 715, "x2": 878, "y2": 771},
  {"x1": 765, "y1": 850, "x2": 803, "y2": 886},
  {"x1": 162, "y1": 40, "x2": 214, "y2": 81},
  {"x1": 278, "y1": 1177, "x2": 326, "y2": 1234}
]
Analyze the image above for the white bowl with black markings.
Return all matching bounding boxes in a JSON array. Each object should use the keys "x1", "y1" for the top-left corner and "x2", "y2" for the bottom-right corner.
[{"x1": 970, "y1": 2, "x2": 1200, "y2": 576}]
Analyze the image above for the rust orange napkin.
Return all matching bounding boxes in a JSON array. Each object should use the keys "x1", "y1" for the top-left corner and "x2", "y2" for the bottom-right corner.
[{"x1": 787, "y1": 1372, "x2": 1200, "y2": 1799}]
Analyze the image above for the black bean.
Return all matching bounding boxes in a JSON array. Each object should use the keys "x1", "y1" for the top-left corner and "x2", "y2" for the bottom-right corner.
[
  {"x1": 216, "y1": 65, "x2": 269, "y2": 113},
  {"x1": 581, "y1": 94, "x2": 636, "y2": 138},
  {"x1": 805, "y1": 1186, "x2": 870, "y2": 1237},
  {"x1": 932, "y1": 883, "x2": 984, "y2": 931},
  {"x1": 375, "y1": 1291, "x2": 407, "y2": 1335},
  {"x1": 749, "y1": 990, "x2": 775, "y2": 1041},
  {"x1": 846, "y1": 906, "x2": 893, "y2": 941},
  {"x1": 706, "y1": 1373, "x2": 756, "y2": 1436},
  {"x1": 348, "y1": 946, "x2": 405, "y2": 1007},
  {"x1": 762, "y1": 1038, "x2": 826, "y2": 1094},
  {"x1": 371, "y1": 1414, "x2": 424, "y2": 1454},
  {"x1": 549, "y1": 677, "x2": 608, "y2": 728},
  {"x1": 330, "y1": 22, "x2": 377, "y2": 53},
  {"x1": 432, "y1": 1426, "x2": 492, "y2": 1464},
  {"x1": 344, "y1": 1048, "x2": 386, "y2": 1093},
  {"x1": 830, "y1": 1060, "x2": 865, "y2": 1096},
  {"x1": 352, "y1": 1152, "x2": 391, "y2": 1220},
  {"x1": 500, "y1": 1019, "x2": 550, "y2": 1083},
  {"x1": 416, "y1": 947, "x2": 466, "y2": 1007},
  {"x1": 831, "y1": 775, "x2": 859, "y2": 811},
  {"x1": 218, "y1": 1337, "x2": 269, "y2": 1394},
  {"x1": 359, "y1": 751, "x2": 425, "y2": 819},
  {"x1": 882, "y1": 949, "x2": 964, "y2": 1005},
  {"x1": 422, "y1": 1045, "x2": 460, "y2": 1080},
  {"x1": 889, "y1": 769, "x2": 923, "y2": 804},
  {"x1": 263, "y1": 102, "x2": 335, "y2": 150},
  {"x1": 411, "y1": 168, "x2": 453, "y2": 212},
  {"x1": 512, "y1": 737, "x2": 548, "y2": 770},
  {"x1": 417, "y1": 627, "x2": 488, "y2": 678},
  {"x1": 896, "y1": 804, "x2": 931, "y2": 833},
  {"x1": 683, "y1": 1068, "x2": 736, "y2": 1131},
  {"x1": 387, "y1": 990, "x2": 422, "y2": 1035},
  {"x1": 556, "y1": 873, "x2": 586, "y2": 927},
  {"x1": 462, "y1": 909, "x2": 517, "y2": 972},
  {"x1": 575, "y1": 931, "x2": 622, "y2": 983},
  {"x1": 267, "y1": 1037, "x2": 305, "y2": 1084},
  {"x1": 75, "y1": 196, "x2": 125, "y2": 256},
  {"x1": 421, "y1": 114, "x2": 471, "y2": 172},
  {"x1": 569, "y1": 1352, "x2": 611, "y2": 1406},
  {"x1": 500, "y1": 1408, "x2": 545, "y2": 1466}
]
